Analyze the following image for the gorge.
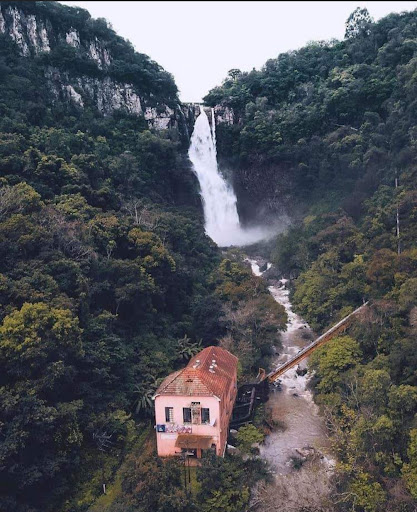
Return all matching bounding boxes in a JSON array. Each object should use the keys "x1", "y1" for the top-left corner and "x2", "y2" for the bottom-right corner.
[{"x1": 1, "y1": 2, "x2": 417, "y2": 512}]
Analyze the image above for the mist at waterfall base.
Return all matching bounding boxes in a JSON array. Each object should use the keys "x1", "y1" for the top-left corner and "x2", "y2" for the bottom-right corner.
[{"x1": 188, "y1": 109, "x2": 284, "y2": 247}]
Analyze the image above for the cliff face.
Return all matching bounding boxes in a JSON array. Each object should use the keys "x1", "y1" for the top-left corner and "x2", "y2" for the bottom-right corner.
[
  {"x1": 0, "y1": 2, "x2": 235, "y2": 138},
  {"x1": 181, "y1": 103, "x2": 235, "y2": 135},
  {"x1": 0, "y1": 2, "x2": 179, "y2": 127},
  {"x1": 0, "y1": 5, "x2": 51, "y2": 56}
]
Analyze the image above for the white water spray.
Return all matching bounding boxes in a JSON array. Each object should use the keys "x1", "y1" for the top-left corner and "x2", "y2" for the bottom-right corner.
[
  {"x1": 188, "y1": 108, "x2": 273, "y2": 247},
  {"x1": 211, "y1": 107, "x2": 216, "y2": 155}
]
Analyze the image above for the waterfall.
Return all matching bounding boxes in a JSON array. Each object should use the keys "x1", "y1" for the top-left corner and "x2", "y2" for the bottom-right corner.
[
  {"x1": 211, "y1": 108, "x2": 216, "y2": 157},
  {"x1": 188, "y1": 108, "x2": 272, "y2": 247}
]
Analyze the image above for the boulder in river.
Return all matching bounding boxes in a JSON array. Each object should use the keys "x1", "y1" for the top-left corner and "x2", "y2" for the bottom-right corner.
[
  {"x1": 296, "y1": 446, "x2": 316, "y2": 459},
  {"x1": 296, "y1": 366, "x2": 308, "y2": 376},
  {"x1": 259, "y1": 261, "x2": 268, "y2": 272}
]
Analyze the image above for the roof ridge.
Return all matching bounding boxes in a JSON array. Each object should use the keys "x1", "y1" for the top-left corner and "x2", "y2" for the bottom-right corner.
[
  {"x1": 198, "y1": 370, "x2": 227, "y2": 396},
  {"x1": 187, "y1": 345, "x2": 212, "y2": 369},
  {"x1": 212, "y1": 345, "x2": 239, "y2": 360},
  {"x1": 155, "y1": 346, "x2": 238, "y2": 398},
  {"x1": 176, "y1": 366, "x2": 213, "y2": 395}
]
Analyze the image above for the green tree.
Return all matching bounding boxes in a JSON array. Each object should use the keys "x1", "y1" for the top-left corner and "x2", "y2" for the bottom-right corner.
[
  {"x1": 348, "y1": 472, "x2": 386, "y2": 512},
  {"x1": 0, "y1": 302, "x2": 83, "y2": 381},
  {"x1": 345, "y1": 8, "x2": 374, "y2": 39},
  {"x1": 132, "y1": 379, "x2": 158, "y2": 417},
  {"x1": 402, "y1": 429, "x2": 417, "y2": 498},
  {"x1": 228, "y1": 69, "x2": 242, "y2": 81},
  {"x1": 310, "y1": 335, "x2": 362, "y2": 393},
  {"x1": 202, "y1": 488, "x2": 250, "y2": 512},
  {"x1": 360, "y1": 369, "x2": 391, "y2": 412},
  {"x1": 236, "y1": 424, "x2": 265, "y2": 454},
  {"x1": 0, "y1": 182, "x2": 42, "y2": 218},
  {"x1": 176, "y1": 334, "x2": 202, "y2": 363},
  {"x1": 121, "y1": 454, "x2": 193, "y2": 512}
]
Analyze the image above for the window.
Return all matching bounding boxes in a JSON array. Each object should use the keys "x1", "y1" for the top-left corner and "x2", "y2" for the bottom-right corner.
[
  {"x1": 201, "y1": 408, "x2": 210, "y2": 424},
  {"x1": 165, "y1": 407, "x2": 174, "y2": 423},
  {"x1": 191, "y1": 401, "x2": 201, "y2": 424},
  {"x1": 183, "y1": 407, "x2": 192, "y2": 423}
]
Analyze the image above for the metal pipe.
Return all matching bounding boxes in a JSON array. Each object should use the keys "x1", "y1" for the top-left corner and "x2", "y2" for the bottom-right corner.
[{"x1": 264, "y1": 302, "x2": 369, "y2": 383}]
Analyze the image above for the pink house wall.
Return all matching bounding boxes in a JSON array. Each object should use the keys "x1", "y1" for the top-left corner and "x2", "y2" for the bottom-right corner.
[
  {"x1": 219, "y1": 379, "x2": 237, "y2": 454},
  {"x1": 154, "y1": 395, "x2": 222, "y2": 456}
]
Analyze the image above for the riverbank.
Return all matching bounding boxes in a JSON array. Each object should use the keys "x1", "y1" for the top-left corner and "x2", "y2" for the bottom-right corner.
[{"x1": 247, "y1": 258, "x2": 335, "y2": 510}]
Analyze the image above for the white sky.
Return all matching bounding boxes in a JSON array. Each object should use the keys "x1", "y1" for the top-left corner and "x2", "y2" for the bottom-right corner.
[{"x1": 61, "y1": 1, "x2": 417, "y2": 102}]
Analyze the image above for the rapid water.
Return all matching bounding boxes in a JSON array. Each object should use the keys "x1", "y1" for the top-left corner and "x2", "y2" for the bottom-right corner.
[
  {"x1": 248, "y1": 259, "x2": 335, "y2": 474},
  {"x1": 188, "y1": 109, "x2": 273, "y2": 247}
]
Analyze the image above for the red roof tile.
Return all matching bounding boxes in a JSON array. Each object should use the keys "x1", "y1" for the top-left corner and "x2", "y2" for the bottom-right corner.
[{"x1": 155, "y1": 346, "x2": 238, "y2": 400}]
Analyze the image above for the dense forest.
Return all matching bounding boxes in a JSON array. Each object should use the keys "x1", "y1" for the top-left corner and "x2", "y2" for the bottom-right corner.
[
  {"x1": 205, "y1": 7, "x2": 417, "y2": 512},
  {"x1": 3, "y1": 1, "x2": 417, "y2": 511},
  {"x1": 0, "y1": 2, "x2": 286, "y2": 511}
]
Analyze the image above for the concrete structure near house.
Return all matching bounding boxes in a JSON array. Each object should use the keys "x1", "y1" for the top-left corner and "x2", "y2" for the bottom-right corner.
[{"x1": 153, "y1": 346, "x2": 238, "y2": 458}]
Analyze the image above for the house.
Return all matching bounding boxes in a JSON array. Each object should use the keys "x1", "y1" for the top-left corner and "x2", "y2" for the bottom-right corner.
[{"x1": 153, "y1": 346, "x2": 238, "y2": 458}]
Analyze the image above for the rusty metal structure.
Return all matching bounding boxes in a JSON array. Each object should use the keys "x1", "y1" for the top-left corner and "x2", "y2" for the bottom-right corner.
[
  {"x1": 259, "y1": 301, "x2": 369, "y2": 384},
  {"x1": 230, "y1": 302, "x2": 370, "y2": 427}
]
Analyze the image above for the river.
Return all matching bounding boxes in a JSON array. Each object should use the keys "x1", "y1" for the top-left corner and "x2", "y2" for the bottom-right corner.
[
  {"x1": 247, "y1": 258, "x2": 335, "y2": 510},
  {"x1": 187, "y1": 107, "x2": 334, "y2": 507}
]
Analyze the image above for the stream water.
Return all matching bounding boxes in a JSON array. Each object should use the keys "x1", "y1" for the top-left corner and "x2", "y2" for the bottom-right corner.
[{"x1": 248, "y1": 259, "x2": 334, "y2": 475}]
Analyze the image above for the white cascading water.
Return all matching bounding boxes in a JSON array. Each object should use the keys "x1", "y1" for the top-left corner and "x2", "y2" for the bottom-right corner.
[
  {"x1": 248, "y1": 259, "x2": 335, "y2": 475},
  {"x1": 188, "y1": 108, "x2": 272, "y2": 247}
]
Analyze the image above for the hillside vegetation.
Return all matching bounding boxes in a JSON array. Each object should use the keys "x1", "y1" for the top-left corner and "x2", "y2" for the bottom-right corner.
[
  {"x1": 206, "y1": 7, "x2": 417, "y2": 511},
  {"x1": 0, "y1": 2, "x2": 287, "y2": 511},
  {"x1": 1, "y1": 0, "x2": 179, "y2": 106}
]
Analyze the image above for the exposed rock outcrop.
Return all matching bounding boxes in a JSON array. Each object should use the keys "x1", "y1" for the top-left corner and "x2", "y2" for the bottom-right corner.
[
  {"x1": 44, "y1": 67, "x2": 143, "y2": 115},
  {"x1": 65, "y1": 28, "x2": 80, "y2": 48},
  {"x1": 145, "y1": 106, "x2": 175, "y2": 130},
  {"x1": 0, "y1": 5, "x2": 112, "y2": 65},
  {"x1": 0, "y1": 3, "x2": 236, "y2": 136},
  {"x1": 181, "y1": 103, "x2": 236, "y2": 133},
  {"x1": 88, "y1": 37, "x2": 111, "y2": 69},
  {"x1": 0, "y1": 3, "x2": 178, "y2": 127},
  {"x1": 1, "y1": 6, "x2": 51, "y2": 56}
]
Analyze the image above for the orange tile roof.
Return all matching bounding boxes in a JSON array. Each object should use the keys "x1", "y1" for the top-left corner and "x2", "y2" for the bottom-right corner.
[{"x1": 155, "y1": 346, "x2": 238, "y2": 401}]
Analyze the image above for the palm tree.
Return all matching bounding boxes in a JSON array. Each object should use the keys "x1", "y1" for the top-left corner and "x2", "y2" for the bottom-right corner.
[
  {"x1": 177, "y1": 335, "x2": 202, "y2": 362},
  {"x1": 132, "y1": 378, "x2": 158, "y2": 418}
]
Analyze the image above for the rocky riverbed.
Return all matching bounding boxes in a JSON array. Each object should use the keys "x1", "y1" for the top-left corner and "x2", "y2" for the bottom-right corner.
[{"x1": 247, "y1": 258, "x2": 335, "y2": 511}]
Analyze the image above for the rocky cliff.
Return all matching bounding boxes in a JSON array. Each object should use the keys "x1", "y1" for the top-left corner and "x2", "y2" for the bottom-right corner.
[
  {"x1": 0, "y1": 1, "x2": 181, "y2": 128},
  {"x1": 0, "y1": 2, "x2": 235, "y2": 136},
  {"x1": 181, "y1": 103, "x2": 235, "y2": 134}
]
